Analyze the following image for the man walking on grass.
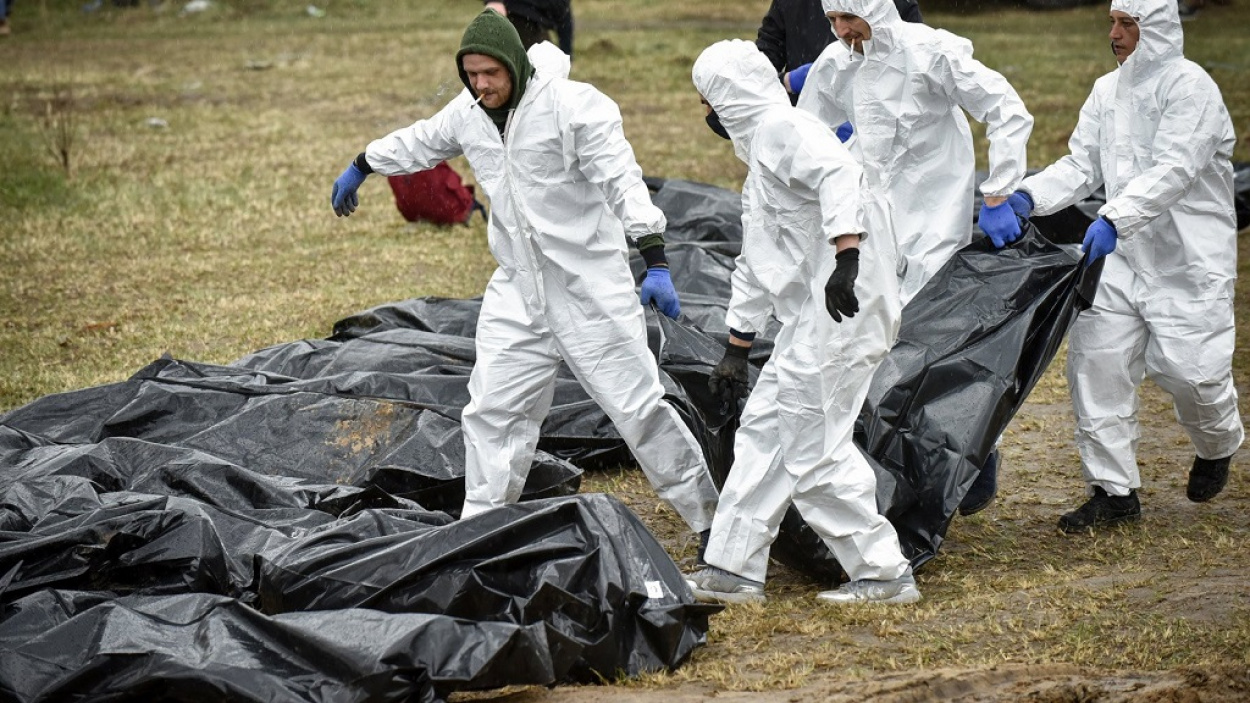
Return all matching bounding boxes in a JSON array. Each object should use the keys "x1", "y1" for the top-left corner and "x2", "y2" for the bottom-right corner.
[
  {"x1": 328, "y1": 9, "x2": 720, "y2": 550},
  {"x1": 1007, "y1": 0, "x2": 1243, "y2": 531}
]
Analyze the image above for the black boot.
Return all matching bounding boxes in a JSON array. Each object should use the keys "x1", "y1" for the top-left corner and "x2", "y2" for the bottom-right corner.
[
  {"x1": 1058, "y1": 486, "x2": 1140, "y2": 533},
  {"x1": 1187, "y1": 454, "x2": 1232, "y2": 503},
  {"x1": 958, "y1": 450, "x2": 999, "y2": 516},
  {"x1": 696, "y1": 529, "x2": 711, "y2": 568}
]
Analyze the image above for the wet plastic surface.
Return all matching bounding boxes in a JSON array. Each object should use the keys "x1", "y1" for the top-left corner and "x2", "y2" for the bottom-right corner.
[{"x1": 0, "y1": 175, "x2": 1124, "y2": 698}]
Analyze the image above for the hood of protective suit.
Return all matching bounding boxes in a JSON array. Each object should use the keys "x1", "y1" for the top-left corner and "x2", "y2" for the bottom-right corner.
[
  {"x1": 527, "y1": 40, "x2": 571, "y2": 80},
  {"x1": 1110, "y1": 0, "x2": 1183, "y2": 82},
  {"x1": 821, "y1": 0, "x2": 903, "y2": 57},
  {"x1": 457, "y1": 9, "x2": 535, "y2": 123},
  {"x1": 691, "y1": 40, "x2": 790, "y2": 163}
]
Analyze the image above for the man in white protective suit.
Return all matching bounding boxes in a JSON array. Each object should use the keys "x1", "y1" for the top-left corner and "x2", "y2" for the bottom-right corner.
[
  {"x1": 328, "y1": 10, "x2": 720, "y2": 546},
  {"x1": 685, "y1": 39, "x2": 920, "y2": 606},
  {"x1": 796, "y1": 0, "x2": 1034, "y2": 517},
  {"x1": 1007, "y1": 0, "x2": 1243, "y2": 532}
]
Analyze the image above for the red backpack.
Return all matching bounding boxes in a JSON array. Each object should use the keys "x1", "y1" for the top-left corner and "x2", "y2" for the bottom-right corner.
[{"x1": 386, "y1": 161, "x2": 486, "y2": 225}]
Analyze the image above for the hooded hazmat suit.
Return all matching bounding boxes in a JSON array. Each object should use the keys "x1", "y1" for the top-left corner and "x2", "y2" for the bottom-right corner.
[
  {"x1": 692, "y1": 40, "x2": 911, "y2": 585},
  {"x1": 797, "y1": 0, "x2": 1033, "y2": 305},
  {"x1": 363, "y1": 11, "x2": 720, "y2": 528},
  {"x1": 1020, "y1": 0, "x2": 1243, "y2": 495}
]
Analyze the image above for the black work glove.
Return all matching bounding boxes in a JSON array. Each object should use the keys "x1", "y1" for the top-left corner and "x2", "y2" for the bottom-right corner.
[
  {"x1": 824, "y1": 248, "x2": 860, "y2": 323},
  {"x1": 709, "y1": 342, "x2": 751, "y2": 412}
]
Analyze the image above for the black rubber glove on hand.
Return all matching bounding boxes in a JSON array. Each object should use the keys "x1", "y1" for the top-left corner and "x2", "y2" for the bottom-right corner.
[
  {"x1": 709, "y1": 342, "x2": 750, "y2": 412},
  {"x1": 825, "y1": 248, "x2": 860, "y2": 323}
]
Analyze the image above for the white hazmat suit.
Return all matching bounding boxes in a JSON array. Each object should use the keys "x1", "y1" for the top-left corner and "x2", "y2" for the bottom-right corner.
[
  {"x1": 798, "y1": 0, "x2": 1033, "y2": 305},
  {"x1": 363, "y1": 36, "x2": 720, "y2": 529},
  {"x1": 1020, "y1": 0, "x2": 1243, "y2": 495},
  {"x1": 693, "y1": 40, "x2": 911, "y2": 585}
]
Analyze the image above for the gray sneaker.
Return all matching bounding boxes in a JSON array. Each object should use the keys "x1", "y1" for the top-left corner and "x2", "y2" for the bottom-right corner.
[
  {"x1": 816, "y1": 571, "x2": 921, "y2": 605},
  {"x1": 685, "y1": 566, "x2": 766, "y2": 604}
]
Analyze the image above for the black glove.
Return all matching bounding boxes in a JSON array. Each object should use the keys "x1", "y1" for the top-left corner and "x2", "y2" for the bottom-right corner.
[
  {"x1": 825, "y1": 248, "x2": 860, "y2": 323},
  {"x1": 709, "y1": 342, "x2": 750, "y2": 411}
]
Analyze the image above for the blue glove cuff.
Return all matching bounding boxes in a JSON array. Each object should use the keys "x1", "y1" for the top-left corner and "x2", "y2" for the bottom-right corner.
[{"x1": 788, "y1": 63, "x2": 812, "y2": 94}]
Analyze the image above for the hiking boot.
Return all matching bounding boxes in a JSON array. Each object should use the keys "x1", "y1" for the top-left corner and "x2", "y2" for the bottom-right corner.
[
  {"x1": 958, "y1": 450, "x2": 999, "y2": 516},
  {"x1": 685, "y1": 566, "x2": 765, "y2": 604},
  {"x1": 695, "y1": 529, "x2": 711, "y2": 568},
  {"x1": 817, "y1": 569, "x2": 921, "y2": 605},
  {"x1": 1187, "y1": 454, "x2": 1232, "y2": 503},
  {"x1": 1057, "y1": 486, "x2": 1140, "y2": 533}
]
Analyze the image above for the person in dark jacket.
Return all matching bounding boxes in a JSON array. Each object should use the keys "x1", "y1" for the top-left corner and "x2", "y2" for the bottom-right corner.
[
  {"x1": 485, "y1": 0, "x2": 574, "y2": 57},
  {"x1": 756, "y1": 0, "x2": 921, "y2": 103}
]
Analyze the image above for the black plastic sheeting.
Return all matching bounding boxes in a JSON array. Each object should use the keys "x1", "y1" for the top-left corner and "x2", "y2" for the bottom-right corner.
[
  {"x1": 0, "y1": 313, "x2": 721, "y2": 697},
  {"x1": 7, "y1": 168, "x2": 1221, "y2": 698},
  {"x1": 0, "y1": 475, "x2": 716, "y2": 701}
]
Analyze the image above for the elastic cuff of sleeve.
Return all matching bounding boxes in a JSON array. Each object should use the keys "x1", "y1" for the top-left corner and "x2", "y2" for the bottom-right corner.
[
  {"x1": 640, "y1": 244, "x2": 668, "y2": 268},
  {"x1": 728, "y1": 328, "x2": 756, "y2": 342},
  {"x1": 353, "y1": 153, "x2": 374, "y2": 174},
  {"x1": 835, "y1": 248, "x2": 860, "y2": 261}
]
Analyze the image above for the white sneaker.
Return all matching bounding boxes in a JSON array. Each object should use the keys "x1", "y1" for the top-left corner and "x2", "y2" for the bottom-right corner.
[
  {"x1": 685, "y1": 566, "x2": 765, "y2": 604},
  {"x1": 816, "y1": 571, "x2": 921, "y2": 605}
]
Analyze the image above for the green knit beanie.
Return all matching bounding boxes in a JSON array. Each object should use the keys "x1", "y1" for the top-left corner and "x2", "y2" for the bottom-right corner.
[{"x1": 456, "y1": 9, "x2": 534, "y2": 124}]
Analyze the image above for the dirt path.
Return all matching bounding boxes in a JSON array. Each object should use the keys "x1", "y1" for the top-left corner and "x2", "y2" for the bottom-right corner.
[
  {"x1": 482, "y1": 664, "x2": 1250, "y2": 702},
  {"x1": 456, "y1": 376, "x2": 1250, "y2": 702}
]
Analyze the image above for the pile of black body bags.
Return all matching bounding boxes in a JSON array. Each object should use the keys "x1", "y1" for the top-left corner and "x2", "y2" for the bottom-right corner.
[{"x1": 3, "y1": 170, "x2": 1176, "y2": 701}]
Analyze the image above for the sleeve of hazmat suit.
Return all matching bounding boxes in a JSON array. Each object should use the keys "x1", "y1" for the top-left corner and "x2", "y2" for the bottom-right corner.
[
  {"x1": 1097, "y1": 69, "x2": 1234, "y2": 239},
  {"x1": 1020, "y1": 85, "x2": 1106, "y2": 216},
  {"x1": 563, "y1": 84, "x2": 667, "y2": 242},
  {"x1": 754, "y1": 120, "x2": 866, "y2": 241},
  {"x1": 928, "y1": 31, "x2": 1033, "y2": 198},
  {"x1": 726, "y1": 114, "x2": 867, "y2": 334},
  {"x1": 363, "y1": 95, "x2": 469, "y2": 176},
  {"x1": 725, "y1": 184, "x2": 778, "y2": 335}
]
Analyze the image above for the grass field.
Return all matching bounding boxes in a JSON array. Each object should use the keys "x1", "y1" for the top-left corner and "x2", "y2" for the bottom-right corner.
[{"x1": 2, "y1": 0, "x2": 1250, "y2": 696}]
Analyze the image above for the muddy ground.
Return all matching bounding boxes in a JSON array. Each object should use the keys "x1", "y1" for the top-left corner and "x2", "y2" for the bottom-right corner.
[{"x1": 456, "y1": 376, "x2": 1250, "y2": 702}]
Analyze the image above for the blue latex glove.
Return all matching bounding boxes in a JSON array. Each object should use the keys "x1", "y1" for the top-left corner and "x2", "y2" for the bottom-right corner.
[
  {"x1": 1082, "y1": 216, "x2": 1118, "y2": 266},
  {"x1": 331, "y1": 162, "x2": 368, "y2": 217},
  {"x1": 1007, "y1": 190, "x2": 1034, "y2": 219},
  {"x1": 640, "y1": 266, "x2": 681, "y2": 319},
  {"x1": 978, "y1": 200, "x2": 1022, "y2": 248},
  {"x1": 787, "y1": 63, "x2": 812, "y2": 94},
  {"x1": 835, "y1": 121, "x2": 854, "y2": 143}
]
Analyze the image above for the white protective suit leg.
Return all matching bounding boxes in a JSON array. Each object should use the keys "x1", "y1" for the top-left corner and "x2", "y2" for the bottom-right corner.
[
  {"x1": 704, "y1": 227, "x2": 908, "y2": 583},
  {"x1": 702, "y1": 362, "x2": 792, "y2": 583},
  {"x1": 895, "y1": 202, "x2": 972, "y2": 308},
  {"x1": 1067, "y1": 258, "x2": 1150, "y2": 495},
  {"x1": 463, "y1": 270, "x2": 721, "y2": 530},
  {"x1": 1068, "y1": 256, "x2": 1243, "y2": 496},
  {"x1": 1148, "y1": 293, "x2": 1244, "y2": 460},
  {"x1": 545, "y1": 295, "x2": 720, "y2": 533},
  {"x1": 462, "y1": 272, "x2": 562, "y2": 518},
  {"x1": 780, "y1": 300, "x2": 911, "y2": 582}
]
